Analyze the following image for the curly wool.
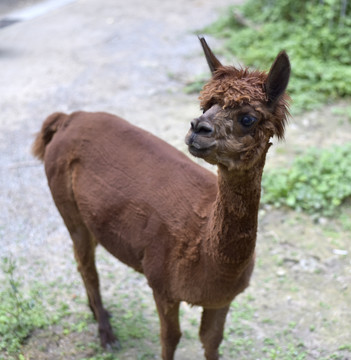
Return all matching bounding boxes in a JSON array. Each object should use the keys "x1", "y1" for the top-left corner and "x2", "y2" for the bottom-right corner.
[
  {"x1": 199, "y1": 66, "x2": 290, "y2": 139},
  {"x1": 200, "y1": 67, "x2": 267, "y2": 108}
]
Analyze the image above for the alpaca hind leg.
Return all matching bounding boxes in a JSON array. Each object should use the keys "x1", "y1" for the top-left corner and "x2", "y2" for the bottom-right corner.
[
  {"x1": 199, "y1": 305, "x2": 230, "y2": 360},
  {"x1": 70, "y1": 224, "x2": 120, "y2": 349},
  {"x1": 153, "y1": 292, "x2": 181, "y2": 360}
]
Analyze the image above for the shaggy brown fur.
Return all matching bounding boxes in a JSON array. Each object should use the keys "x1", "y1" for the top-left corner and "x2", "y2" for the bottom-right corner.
[
  {"x1": 200, "y1": 66, "x2": 290, "y2": 140},
  {"x1": 32, "y1": 38, "x2": 290, "y2": 360}
]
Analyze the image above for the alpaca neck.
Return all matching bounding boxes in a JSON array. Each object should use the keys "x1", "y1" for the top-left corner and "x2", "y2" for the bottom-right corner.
[{"x1": 206, "y1": 162, "x2": 265, "y2": 265}]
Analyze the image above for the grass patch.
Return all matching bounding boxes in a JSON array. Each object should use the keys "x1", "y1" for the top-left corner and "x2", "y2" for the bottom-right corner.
[
  {"x1": 0, "y1": 257, "x2": 50, "y2": 359},
  {"x1": 109, "y1": 287, "x2": 157, "y2": 346},
  {"x1": 222, "y1": 297, "x2": 255, "y2": 356},
  {"x1": 223, "y1": 297, "x2": 308, "y2": 359},
  {"x1": 184, "y1": 73, "x2": 209, "y2": 94},
  {"x1": 262, "y1": 341, "x2": 307, "y2": 360},
  {"x1": 201, "y1": 0, "x2": 351, "y2": 113},
  {"x1": 332, "y1": 105, "x2": 351, "y2": 123},
  {"x1": 0, "y1": 254, "x2": 159, "y2": 359},
  {"x1": 262, "y1": 143, "x2": 351, "y2": 216}
]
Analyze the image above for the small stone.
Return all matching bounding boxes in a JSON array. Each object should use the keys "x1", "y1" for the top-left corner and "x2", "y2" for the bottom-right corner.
[
  {"x1": 333, "y1": 249, "x2": 348, "y2": 256},
  {"x1": 277, "y1": 269, "x2": 286, "y2": 277},
  {"x1": 318, "y1": 217, "x2": 328, "y2": 225}
]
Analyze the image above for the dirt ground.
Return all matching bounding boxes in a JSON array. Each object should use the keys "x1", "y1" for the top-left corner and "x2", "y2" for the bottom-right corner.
[{"x1": 0, "y1": 0, "x2": 350, "y2": 359}]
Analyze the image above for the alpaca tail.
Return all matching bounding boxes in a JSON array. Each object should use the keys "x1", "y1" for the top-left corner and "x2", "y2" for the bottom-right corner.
[{"x1": 32, "y1": 112, "x2": 67, "y2": 161}]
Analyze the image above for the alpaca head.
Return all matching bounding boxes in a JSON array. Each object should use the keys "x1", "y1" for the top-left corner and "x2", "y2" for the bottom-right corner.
[{"x1": 185, "y1": 38, "x2": 291, "y2": 171}]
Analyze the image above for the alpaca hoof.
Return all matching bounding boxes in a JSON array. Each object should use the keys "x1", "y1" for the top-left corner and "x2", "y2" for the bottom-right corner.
[
  {"x1": 204, "y1": 349, "x2": 219, "y2": 360},
  {"x1": 100, "y1": 328, "x2": 120, "y2": 350},
  {"x1": 105, "y1": 338, "x2": 121, "y2": 351}
]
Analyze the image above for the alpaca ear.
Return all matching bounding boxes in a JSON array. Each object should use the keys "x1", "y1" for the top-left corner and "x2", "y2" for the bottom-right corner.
[
  {"x1": 198, "y1": 36, "x2": 223, "y2": 74},
  {"x1": 265, "y1": 51, "x2": 291, "y2": 105}
]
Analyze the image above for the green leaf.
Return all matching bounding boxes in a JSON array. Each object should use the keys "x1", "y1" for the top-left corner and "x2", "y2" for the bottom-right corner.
[{"x1": 262, "y1": 143, "x2": 351, "y2": 216}]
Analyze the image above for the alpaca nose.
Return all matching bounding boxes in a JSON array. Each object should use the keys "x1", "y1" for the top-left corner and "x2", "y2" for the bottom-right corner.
[{"x1": 191, "y1": 118, "x2": 214, "y2": 135}]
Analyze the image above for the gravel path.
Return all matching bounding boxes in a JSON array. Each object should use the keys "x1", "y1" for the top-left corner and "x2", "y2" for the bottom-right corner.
[
  {"x1": 2, "y1": 2, "x2": 351, "y2": 360},
  {"x1": 0, "y1": 0, "x2": 242, "y2": 258},
  {"x1": 0, "y1": 0, "x2": 240, "y2": 357}
]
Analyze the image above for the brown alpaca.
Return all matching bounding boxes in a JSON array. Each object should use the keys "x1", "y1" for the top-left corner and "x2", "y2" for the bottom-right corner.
[{"x1": 32, "y1": 38, "x2": 290, "y2": 360}]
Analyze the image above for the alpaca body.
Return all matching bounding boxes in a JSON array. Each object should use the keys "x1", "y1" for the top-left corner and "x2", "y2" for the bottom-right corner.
[
  {"x1": 33, "y1": 38, "x2": 290, "y2": 360},
  {"x1": 42, "y1": 110, "x2": 254, "y2": 308}
]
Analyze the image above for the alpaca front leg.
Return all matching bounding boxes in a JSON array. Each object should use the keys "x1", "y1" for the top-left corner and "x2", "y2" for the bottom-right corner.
[
  {"x1": 199, "y1": 305, "x2": 230, "y2": 360},
  {"x1": 153, "y1": 292, "x2": 181, "y2": 360}
]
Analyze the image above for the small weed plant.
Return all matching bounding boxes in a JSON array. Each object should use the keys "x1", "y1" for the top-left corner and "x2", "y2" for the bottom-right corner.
[
  {"x1": 203, "y1": 0, "x2": 351, "y2": 112},
  {"x1": 0, "y1": 257, "x2": 49, "y2": 358},
  {"x1": 262, "y1": 143, "x2": 351, "y2": 216}
]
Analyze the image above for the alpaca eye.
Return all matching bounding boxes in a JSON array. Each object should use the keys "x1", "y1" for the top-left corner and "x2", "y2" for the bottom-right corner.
[{"x1": 240, "y1": 115, "x2": 257, "y2": 127}]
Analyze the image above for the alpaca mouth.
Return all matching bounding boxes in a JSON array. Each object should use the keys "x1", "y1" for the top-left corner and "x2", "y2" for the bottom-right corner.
[
  {"x1": 188, "y1": 144, "x2": 213, "y2": 157},
  {"x1": 185, "y1": 133, "x2": 216, "y2": 158},
  {"x1": 185, "y1": 124, "x2": 217, "y2": 161}
]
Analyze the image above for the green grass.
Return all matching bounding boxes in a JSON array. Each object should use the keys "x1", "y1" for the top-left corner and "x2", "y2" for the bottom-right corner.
[
  {"x1": 0, "y1": 254, "x2": 159, "y2": 360},
  {"x1": 332, "y1": 105, "x2": 351, "y2": 123},
  {"x1": 222, "y1": 297, "x2": 255, "y2": 356},
  {"x1": 222, "y1": 296, "x2": 309, "y2": 359},
  {"x1": 262, "y1": 341, "x2": 307, "y2": 360},
  {"x1": 262, "y1": 143, "x2": 351, "y2": 216},
  {"x1": 198, "y1": 0, "x2": 351, "y2": 114},
  {"x1": 0, "y1": 257, "x2": 50, "y2": 359}
]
